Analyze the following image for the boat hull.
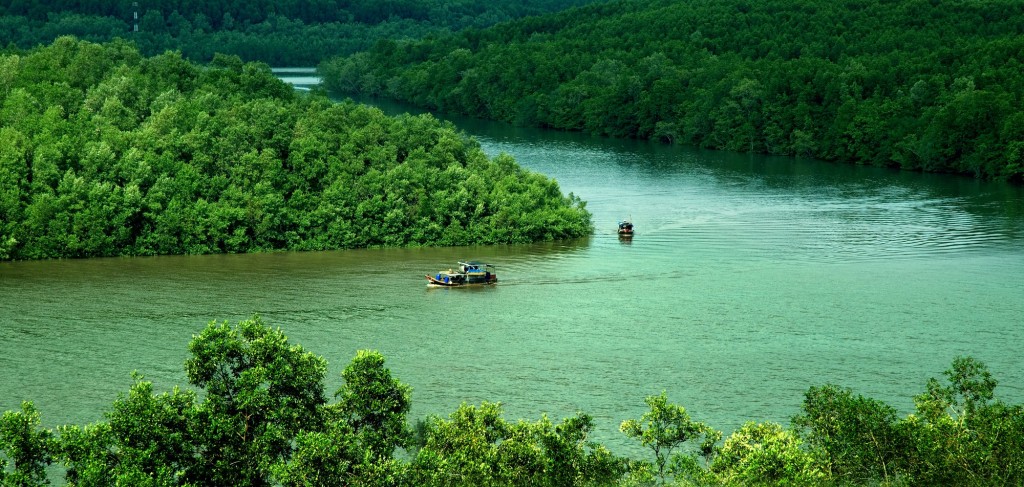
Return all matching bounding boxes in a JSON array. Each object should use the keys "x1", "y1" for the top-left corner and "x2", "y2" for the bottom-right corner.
[{"x1": 425, "y1": 274, "x2": 498, "y2": 287}]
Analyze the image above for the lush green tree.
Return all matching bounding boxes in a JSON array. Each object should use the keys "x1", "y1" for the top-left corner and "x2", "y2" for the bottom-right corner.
[
  {"x1": 903, "y1": 356, "x2": 1024, "y2": 486},
  {"x1": 619, "y1": 391, "x2": 718, "y2": 485},
  {"x1": 410, "y1": 402, "x2": 625, "y2": 486},
  {"x1": 332, "y1": 350, "x2": 412, "y2": 461},
  {"x1": 53, "y1": 320, "x2": 415, "y2": 487},
  {"x1": 183, "y1": 316, "x2": 328, "y2": 486},
  {"x1": 0, "y1": 126, "x2": 29, "y2": 260},
  {"x1": 271, "y1": 351, "x2": 414, "y2": 486},
  {"x1": 710, "y1": 421, "x2": 823, "y2": 486},
  {"x1": 57, "y1": 422, "x2": 117, "y2": 486},
  {"x1": 0, "y1": 402, "x2": 55, "y2": 486},
  {"x1": 6, "y1": 321, "x2": 1024, "y2": 486},
  {"x1": 792, "y1": 384, "x2": 909, "y2": 484},
  {"x1": 57, "y1": 378, "x2": 197, "y2": 486},
  {"x1": 272, "y1": 420, "x2": 398, "y2": 487}
]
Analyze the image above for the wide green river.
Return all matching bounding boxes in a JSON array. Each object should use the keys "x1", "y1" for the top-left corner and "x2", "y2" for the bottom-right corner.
[{"x1": 2, "y1": 75, "x2": 1023, "y2": 457}]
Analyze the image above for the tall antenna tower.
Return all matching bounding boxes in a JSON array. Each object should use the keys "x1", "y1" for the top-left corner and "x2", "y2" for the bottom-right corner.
[{"x1": 133, "y1": 2, "x2": 138, "y2": 32}]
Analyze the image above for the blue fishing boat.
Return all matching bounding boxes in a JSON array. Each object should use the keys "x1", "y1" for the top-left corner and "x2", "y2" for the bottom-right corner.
[{"x1": 426, "y1": 261, "x2": 497, "y2": 287}]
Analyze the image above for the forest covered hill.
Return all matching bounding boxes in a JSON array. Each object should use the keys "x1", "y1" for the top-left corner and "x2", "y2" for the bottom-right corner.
[
  {"x1": 320, "y1": 0, "x2": 1024, "y2": 182},
  {"x1": 0, "y1": 0, "x2": 604, "y2": 65},
  {"x1": 0, "y1": 37, "x2": 591, "y2": 261}
]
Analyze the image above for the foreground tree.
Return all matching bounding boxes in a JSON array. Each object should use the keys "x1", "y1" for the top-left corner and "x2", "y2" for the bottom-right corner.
[
  {"x1": 710, "y1": 421, "x2": 823, "y2": 486},
  {"x1": 904, "y1": 356, "x2": 1024, "y2": 486},
  {"x1": 409, "y1": 402, "x2": 625, "y2": 486},
  {"x1": 184, "y1": 317, "x2": 329, "y2": 485},
  {"x1": 6, "y1": 319, "x2": 1024, "y2": 486},
  {"x1": 333, "y1": 350, "x2": 412, "y2": 460},
  {"x1": 59, "y1": 378, "x2": 197, "y2": 485},
  {"x1": 274, "y1": 350, "x2": 413, "y2": 486},
  {"x1": 792, "y1": 384, "x2": 908, "y2": 484},
  {"x1": 792, "y1": 356, "x2": 1024, "y2": 486},
  {"x1": 56, "y1": 316, "x2": 329, "y2": 486},
  {"x1": 0, "y1": 402, "x2": 54, "y2": 486},
  {"x1": 619, "y1": 391, "x2": 719, "y2": 485}
]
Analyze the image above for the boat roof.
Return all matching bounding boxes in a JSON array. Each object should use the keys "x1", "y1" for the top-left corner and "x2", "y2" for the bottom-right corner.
[{"x1": 459, "y1": 261, "x2": 493, "y2": 267}]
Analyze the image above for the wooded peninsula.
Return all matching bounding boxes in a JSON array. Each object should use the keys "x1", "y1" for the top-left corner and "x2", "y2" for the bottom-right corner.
[
  {"x1": 321, "y1": 0, "x2": 1024, "y2": 182},
  {"x1": 0, "y1": 38, "x2": 592, "y2": 261}
]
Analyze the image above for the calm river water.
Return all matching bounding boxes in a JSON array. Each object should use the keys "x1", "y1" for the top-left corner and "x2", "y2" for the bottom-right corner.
[{"x1": 2, "y1": 72, "x2": 1023, "y2": 457}]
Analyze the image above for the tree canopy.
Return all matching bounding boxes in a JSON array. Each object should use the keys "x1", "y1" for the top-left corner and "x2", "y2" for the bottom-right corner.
[
  {"x1": 0, "y1": 0, "x2": 604, "y2": 65},
  {"x1": 321, "y1": 0, "x2": 1024, "y2": 182},
  {"x1": 2, "y1": 317, "x2": 1023, "y2": 485},
  {"x1": 0, "y1": 37, "x2": 591, "y2": 261}
]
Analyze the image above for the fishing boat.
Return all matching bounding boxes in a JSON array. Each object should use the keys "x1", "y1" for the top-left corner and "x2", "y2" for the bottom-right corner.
[
  {"x1": 426, "y1": 261, "x2": 497, "y2": 287},
  {"x1": 618, "y1": 220, "x2": 634, "y2": 237}
]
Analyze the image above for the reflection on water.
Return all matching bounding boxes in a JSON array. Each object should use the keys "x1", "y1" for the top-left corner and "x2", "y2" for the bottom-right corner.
[{"x1": 2, "y1": 89, "x2": 1024, "y2": 459}]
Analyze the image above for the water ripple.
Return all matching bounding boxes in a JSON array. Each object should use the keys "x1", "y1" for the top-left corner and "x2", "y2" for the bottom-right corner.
[{"x1": 591, "y1": 189, "x2": 1016, "y2": 265}]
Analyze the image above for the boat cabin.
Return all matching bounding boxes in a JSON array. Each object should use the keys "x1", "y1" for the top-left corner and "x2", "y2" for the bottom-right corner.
[{"x1": 618, "y1": 220, "x2": 634, "y2": 236}]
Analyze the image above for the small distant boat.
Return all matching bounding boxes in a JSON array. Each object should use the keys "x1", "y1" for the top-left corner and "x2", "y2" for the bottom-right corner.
[
  {"x1": 618, "y1": 220, "x2": 634, "y2": 237},
  {"x1": 426, "y1": 261, "x2": 497, "y2": 287}
]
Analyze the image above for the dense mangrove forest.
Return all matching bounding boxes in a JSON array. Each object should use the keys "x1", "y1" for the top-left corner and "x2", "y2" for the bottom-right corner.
[
  {"x1": 321, "y1": 0, "x2": 1024, "y2": 182},
  {"x1": 0, "y1": 0, "x2": 603, "y2": 65},
  {"x1": 0, "y1": 37, "x2": 591, "y2": 261},
  {"x1": 2, "y1": 317, "x2": 1023, "y2": 486}
]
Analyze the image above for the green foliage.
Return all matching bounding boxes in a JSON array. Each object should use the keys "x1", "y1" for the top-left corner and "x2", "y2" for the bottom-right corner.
[
  {"x1": 792, "y1": 357, "x2": 1024, "y2": 486},
  {"x1": 58, "y1": 378, "x2": 197, "y2": 486},
  {"x1": 0, "y1": 402, "x2": 55, "y2": 486},
  {"x1": 710, "y1": 421, "x2": 823, "y2": 486},
  {"x1": 792, "y1": 384, "x2": 908, "y2": 484},
  {"x1": 57, "y1": 317, "x2": 332, "y2": 486},
  {"x1": 409, "y1": 402, "x2": 625, "y2": 486},
  {"x1": 0, "y1": 38, "x2": 591, "y2": 261},
  {"x1": 184, "y1": 316, "x2": 328, "y2": 485},
  {"x1": 323, "y1": 0, "x2": 1024, "y2": 182},
  {"x1": 332, "y1": 350, "x2": 412, "y2": 460},
  {"x1": 0, "y1": 1, "x2": 604, "y2": 65},
  {"x1": 272, "y1": 421, "x2": 390, "y2": 487},
  {"x1": 902, "y1": 356, "x2": 1024, "y2": 486},
  {"x1": 5, "y1": 320, "x2": 1024, "y2": 486},
  {"x1": 56, "y1": 423, "x2": 116, "y2": 486},
  {"x1": 620, "y1": 391, "x2": 718, "y2": 485}
]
